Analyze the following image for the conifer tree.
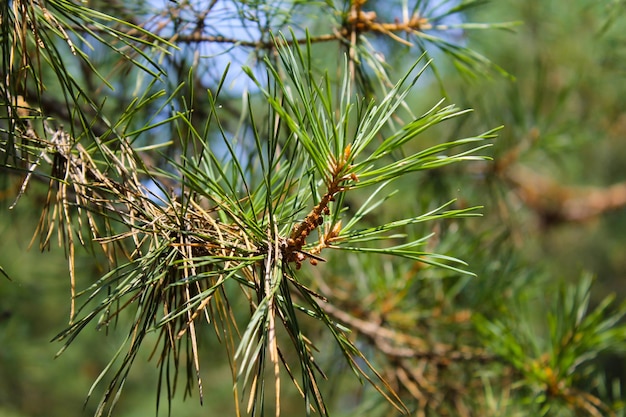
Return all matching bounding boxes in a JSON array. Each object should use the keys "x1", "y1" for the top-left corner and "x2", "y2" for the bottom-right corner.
[{"x1": 1, "y1": 1, "x2": 625, "y2": 416}]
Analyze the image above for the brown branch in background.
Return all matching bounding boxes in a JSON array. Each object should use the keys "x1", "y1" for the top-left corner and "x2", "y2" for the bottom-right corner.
[
  {"x1": 175, "y1": 33, "x2": 340, "y2": 47},
  {"x1": 320, "y1": 301, "x2": 495, "y2": 366},
  {"x1": 172, "y1": 0, "x2": 432, "y2": 48},
  {"x1": 505, "y1": 165, "x2": 626, "y2": 226},
  {"x1": 476, "y1": 129, "x2": 626, "y2": 227},
  {"x1": 318, "y1": 300, "x2": 500, "y2": 414},
  {"x1": 67, "y1": 1, "x2": 430, "y2": 50}
]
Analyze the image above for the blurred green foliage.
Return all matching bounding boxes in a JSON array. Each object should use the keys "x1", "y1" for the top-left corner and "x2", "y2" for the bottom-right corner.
[{"x1": 2, "y1": 0, "x2": 626, "y2": 416}]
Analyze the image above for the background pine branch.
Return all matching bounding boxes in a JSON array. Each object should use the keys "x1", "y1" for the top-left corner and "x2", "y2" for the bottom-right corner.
[{"x1": 2, "y1": 1, "x2": 626, "y2": 417}]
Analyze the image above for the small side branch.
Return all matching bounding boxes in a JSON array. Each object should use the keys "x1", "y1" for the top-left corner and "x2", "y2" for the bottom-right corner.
[{"x1": 281, "y1": 146, "x2": 357, "y2": 268}]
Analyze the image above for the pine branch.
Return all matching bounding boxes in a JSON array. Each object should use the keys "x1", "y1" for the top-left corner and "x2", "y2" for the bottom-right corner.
[
  {"x1": 505, "y1": 164, "x2": 626, "y2": 225},
  {"x1": 320, "y1": 300, "x2": 496, "y2": 365}
]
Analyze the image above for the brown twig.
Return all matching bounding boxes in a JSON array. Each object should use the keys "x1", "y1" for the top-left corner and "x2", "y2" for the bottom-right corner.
[
  {"x1": 281, "y1": 146, "x2": 356, "y2": 268},
  {"x1": 319, "y1": 301, "x2": 495, "y2": 366},
  {"x1": 63, "y1": 1, "x2": 431, "y2": 51}
]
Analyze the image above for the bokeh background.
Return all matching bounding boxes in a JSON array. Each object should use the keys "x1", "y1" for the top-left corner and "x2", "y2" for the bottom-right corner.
[{"x1": 2, "y1": 0, "x2": 626, "y2": 415}]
